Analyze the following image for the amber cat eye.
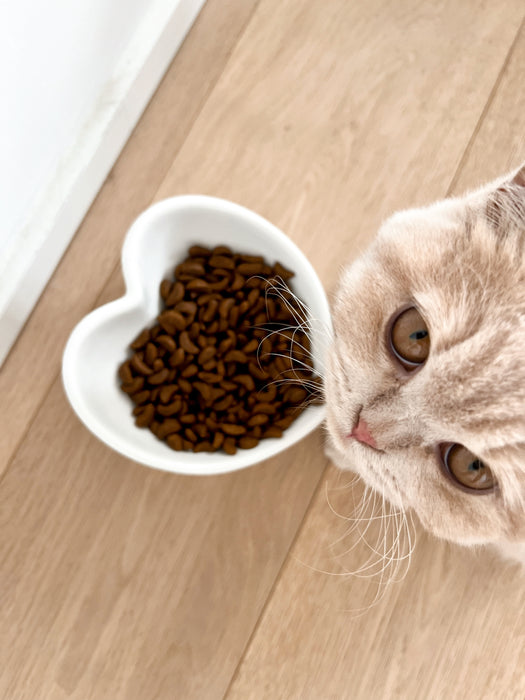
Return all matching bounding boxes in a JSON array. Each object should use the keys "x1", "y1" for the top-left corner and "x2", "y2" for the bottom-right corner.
[
  {"x1": 440, "y1": 443, "x2": 496, "y2": 493},
  {"x1": 388, "y1": 307, "x2": 430, "y2": 369}
]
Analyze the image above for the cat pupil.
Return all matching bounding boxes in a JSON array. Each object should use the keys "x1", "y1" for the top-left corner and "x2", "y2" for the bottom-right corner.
[{"x1": 409, "y1": 329, "x2": 428, "y2": 341}]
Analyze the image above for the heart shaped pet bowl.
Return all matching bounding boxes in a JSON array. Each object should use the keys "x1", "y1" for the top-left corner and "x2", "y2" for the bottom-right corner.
[{"x1": 62, "y1": 196, "x2": 332, "y2": 475}]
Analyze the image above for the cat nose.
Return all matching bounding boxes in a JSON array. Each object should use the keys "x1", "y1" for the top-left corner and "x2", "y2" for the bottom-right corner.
[{"x1": 347, "y1": 418, "x2": 377, "y2": 449}]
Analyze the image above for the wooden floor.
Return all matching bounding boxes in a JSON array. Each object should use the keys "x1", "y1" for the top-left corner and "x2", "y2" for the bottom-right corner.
[{"x1": 2, "y1": 1, "x2": 525, "y2": 698}]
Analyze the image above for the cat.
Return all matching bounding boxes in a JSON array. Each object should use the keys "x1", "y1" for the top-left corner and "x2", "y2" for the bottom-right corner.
[{"x1": 323, "y1": 162, "x2": 525, "y2": 566}]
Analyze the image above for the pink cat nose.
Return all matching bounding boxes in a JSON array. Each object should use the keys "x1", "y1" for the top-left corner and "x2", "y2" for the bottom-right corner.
[{"x1": 347, "y1": 418, "x2": 376, "y2": 449}]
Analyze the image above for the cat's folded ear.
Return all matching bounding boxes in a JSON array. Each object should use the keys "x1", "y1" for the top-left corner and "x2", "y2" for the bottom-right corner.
[{"x1": 485, "y1": 162, "x2": 525, "y2": 230}]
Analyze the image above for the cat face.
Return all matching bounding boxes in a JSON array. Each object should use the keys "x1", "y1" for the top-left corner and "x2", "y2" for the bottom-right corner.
[{"x1": 324, "y1": 165, "x2": 525, "y2": 547}]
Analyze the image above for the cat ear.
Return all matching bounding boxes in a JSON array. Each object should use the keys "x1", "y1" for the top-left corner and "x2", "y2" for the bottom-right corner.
[{"x1": 485, "y1": 162, "x2": 525, "y2": 229}]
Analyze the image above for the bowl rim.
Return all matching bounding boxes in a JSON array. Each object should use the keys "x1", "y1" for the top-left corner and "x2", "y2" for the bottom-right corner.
[{"x1": 62, "y1": 194, "x2": 332, "y2": 475}]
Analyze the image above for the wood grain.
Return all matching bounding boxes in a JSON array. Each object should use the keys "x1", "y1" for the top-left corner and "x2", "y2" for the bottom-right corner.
[
  {"x1": 2, "y1": 1, "x2": 525, "y2": 699},
  {"x1": 0, "y1": 0, "x2": 259, "y2": 478}
]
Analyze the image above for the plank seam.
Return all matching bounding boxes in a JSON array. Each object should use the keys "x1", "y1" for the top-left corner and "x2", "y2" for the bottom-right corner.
[
  {"x1": 222, "y1": 456, "x2": 331, "y2": 700},
  {"x1": 446, "y1": 13, "x2": 525, "y2": 196}
]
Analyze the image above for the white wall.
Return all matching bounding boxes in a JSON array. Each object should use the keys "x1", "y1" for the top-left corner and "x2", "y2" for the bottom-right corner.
[{"x1": 0, "y1": 0, "x2": 206, "y2": 365}]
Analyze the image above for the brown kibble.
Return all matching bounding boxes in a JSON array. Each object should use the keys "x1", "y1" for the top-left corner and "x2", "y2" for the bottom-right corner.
[
  {"x1": 273, "y1": 261, "x2": 294, "y2": 280},
  {"x1": 248, "y1": 363, "x2": 270, "y2": 381},
  {"x1": 118, "y1": 361, "x2": 133, "y2": 383},
  {"x1": 194, "y1": 382, "x2": 212, "y2": 401},
  {"x1": 193, "y1": 441, "x2": 214, "y2": 453},
  {"x1": 220, "y1": 423, "x2": 247, "y2": 436},
  {"x1": 275, "y1": 416, "x2": 295, "y2": 430},
  {"x1": 239, "y1": 437, "x2": 259, "y2": 449},
  {"x1": 247, "y1": 414, "x2": 269, "y2": 427},
  {"x1": 157, "y1": 398, "x2": 182, "y2": 416},
  {"x1": 130, "y1": 328, "x2": 151, "y2": 350},
  {"x1": 145, "y1": 342, "x2": 158, "y2": 365},
  {"x1": 198, "y1": 346, "x2": 215, "y2": 365},
  {"x1": 224, "y1": 350, "x2": 247, "y2": 363},
  {"x1": 214, "y1": 396, "x2": 234, "y2": 413},
  {"x1": 202, "y1": 299, "x2": 219, "y2": 323},
  {"x1": 121, "y1": 376, "x2": 144, "y2": 394},
  {"x1": 184, "y1": 428, "x2": 198, "y2": 443},
  {"x1": 218, "y1": 337, "x2": 234, "y2": 355},
  {"x1": 209, "y1": 255, "x2": 235, "y2": 269},
  {"x1": 176, "y1": 300, "x2": 198, "y2": 317},
  {"x1": 148, "y1": 368, "x2": 169, "y2": 385},
  {"x1": 189, "y1": 245, "x2": 211, "y2": 257},
  {"x1": 181, "y1": 364, "x2": 199, "y2": 378},
  {"x1": 228, "y1": 306, "x2": 239, "y2": 326},
  {"x1": 235, "y1": 374, "x2": 255, "y2": 391},
  {"x1": 159, "y1": 385, "x2": 178, "y2": 403},
  {"x1": 178, "y1": 378, "x2": 192, "y2": 393},
  {"x1": 186, "y1": 278, "x2": 209, "y2": 291},
  {"x1": 121, "y1": 244, "x2": 321, "y2": 455},
  {"x1": 219, "y1": 380, "x2": 237, "y2": 392},
  {"x1": 160, "y1": 280, "x2": 172, "y2": 301},
  {"x1": 157, "y1": 335, "x2": 176, "y2": 352},
  {"x1": 131, "y1": 354, "x2": 153, "y2": 375},
  {"x1": 159, "y1": 309, "x2": 186, "y2": 333},
  {"x1": 253, "y1": 402, "x2": 277, "y2": 415},
  {"x1": 152, "y1": 358, "x2": 164, "y2": 372},
  {"x1": 176, "y1": 260, "x2": 205, "y2": 276},
  {"x1": 219, "y1": 298, "x2": 235, "y2": 319},
  {"x1": 166, "y1": 433, "x2": 184, "y2": 450},
  {"x1": 131, "y1": 390, "x2": 151, "y2": 405},
  {"x1": 135, "y1": 404, "x2": 155, "y2": 427},
  {"x1": 157, "y1": 419, "x2": 182, "y2": 438},
  {"x1": 236, "y1": 262, "x2": 265, "y2": 275},
  {"x1": 242, "y1": 339, "x2": 259, "y2": 354},
  {"x1": 285, "y1": 387, "x2": 308, "y2": 404},
  {"x1": 193, "y1": 424, "x2": 209, "y2": 439},
  {"x1": 179, "y1": 331, "x2": 199, "y2": 354},
  {"x1": 180, "y1": 414, "x2": 196, "y2": 424},
  {"x1": 264, "y1": 426, "x2": 283, "y2": 439},
  {"x1": 223, "y1": 438, "x2": 237, "y2": 455},
  {"x1": 256, "y1": 385, "x2": 277, "y2": 401},
  {"x1": 197, "y1": 372, "x2": 222, "y2": 383},
  {"x1": 212, "y1": 432, "x2": 225, "y2": 450},
  {"x1": 169, "y1": 348, "x2": 185, "y2": 367},
  {"x1": 165, "y1": 281, "x2": 185, "y2": 307}
]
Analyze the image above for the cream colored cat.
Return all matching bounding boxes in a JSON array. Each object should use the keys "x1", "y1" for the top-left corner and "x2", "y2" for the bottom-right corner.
[{"x1": 324, "y1": 162, "x2": 525, "y2": 565}]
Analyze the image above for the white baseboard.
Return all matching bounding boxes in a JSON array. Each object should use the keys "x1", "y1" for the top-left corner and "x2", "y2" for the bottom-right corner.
[{"x1": 0, "y1": 0, "x2": 206, "y2": 367}]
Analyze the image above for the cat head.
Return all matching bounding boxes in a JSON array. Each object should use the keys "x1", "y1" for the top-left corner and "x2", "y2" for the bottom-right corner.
[{"x1": 325, "y1": 164, "x2": 525, "y2": 547}]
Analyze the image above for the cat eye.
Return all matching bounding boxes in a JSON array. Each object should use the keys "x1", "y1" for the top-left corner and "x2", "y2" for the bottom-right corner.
[
  {"x1": 388, "y1": 307, "x2": 430, "y2": 370},
  {"x1": 439, "y1": 443, "x2": 496, "y2": 493}
]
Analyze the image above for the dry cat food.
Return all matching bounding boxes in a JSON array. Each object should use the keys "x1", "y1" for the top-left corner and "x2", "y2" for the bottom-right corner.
[{"x1": 118, "y1": 245, "x2": 321, "y2": 454}]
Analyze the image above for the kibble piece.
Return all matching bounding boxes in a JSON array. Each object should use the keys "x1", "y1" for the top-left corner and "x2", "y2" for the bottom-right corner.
[
  {"x1": 121, "y1": 377, "x2": 144, "y2": 394},
  {"x1": 167, "y1": 433, "x2": 184, "y2": 450},
  {"x1": 223, "y1": 438, "x2": 237, "y2": 455},
  {"x1": 135, "y1": 404, "x2": 155, "y2": 427},
  {"x1": 179, "y1": 331, "x2": 199, "y2": 354},
  {"x1": 149, "y1": 368, "x2": 170, "y2": 385},
  {"x1": 239, "y1": 437, "x2": 259, "y2": 449},
  {"x1": 157, "y1": 419, "x2": 182, "y2": 438},
  {"x1": 221, "y1": 423, "x2": 247, "y2": 436}
]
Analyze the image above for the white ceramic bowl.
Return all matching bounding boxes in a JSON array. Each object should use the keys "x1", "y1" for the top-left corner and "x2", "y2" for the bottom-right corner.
[{"x1": 62, "y1": 196, "x2": 332, "y2": 475}]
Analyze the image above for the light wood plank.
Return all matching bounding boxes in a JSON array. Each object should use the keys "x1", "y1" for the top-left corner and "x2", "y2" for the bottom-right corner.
[
  {"x1": 0, "y1": 0, "x2": 259, "y2": 478},
  {"x1": 2, "y1": 1, "x2": 524, "y2": 699},
  {"x1": 226, "y1": 14, "x2": 525, "y2": 700},
  {"x1": 0, "y1": 381, "x2": 325, "y2": 699}
]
